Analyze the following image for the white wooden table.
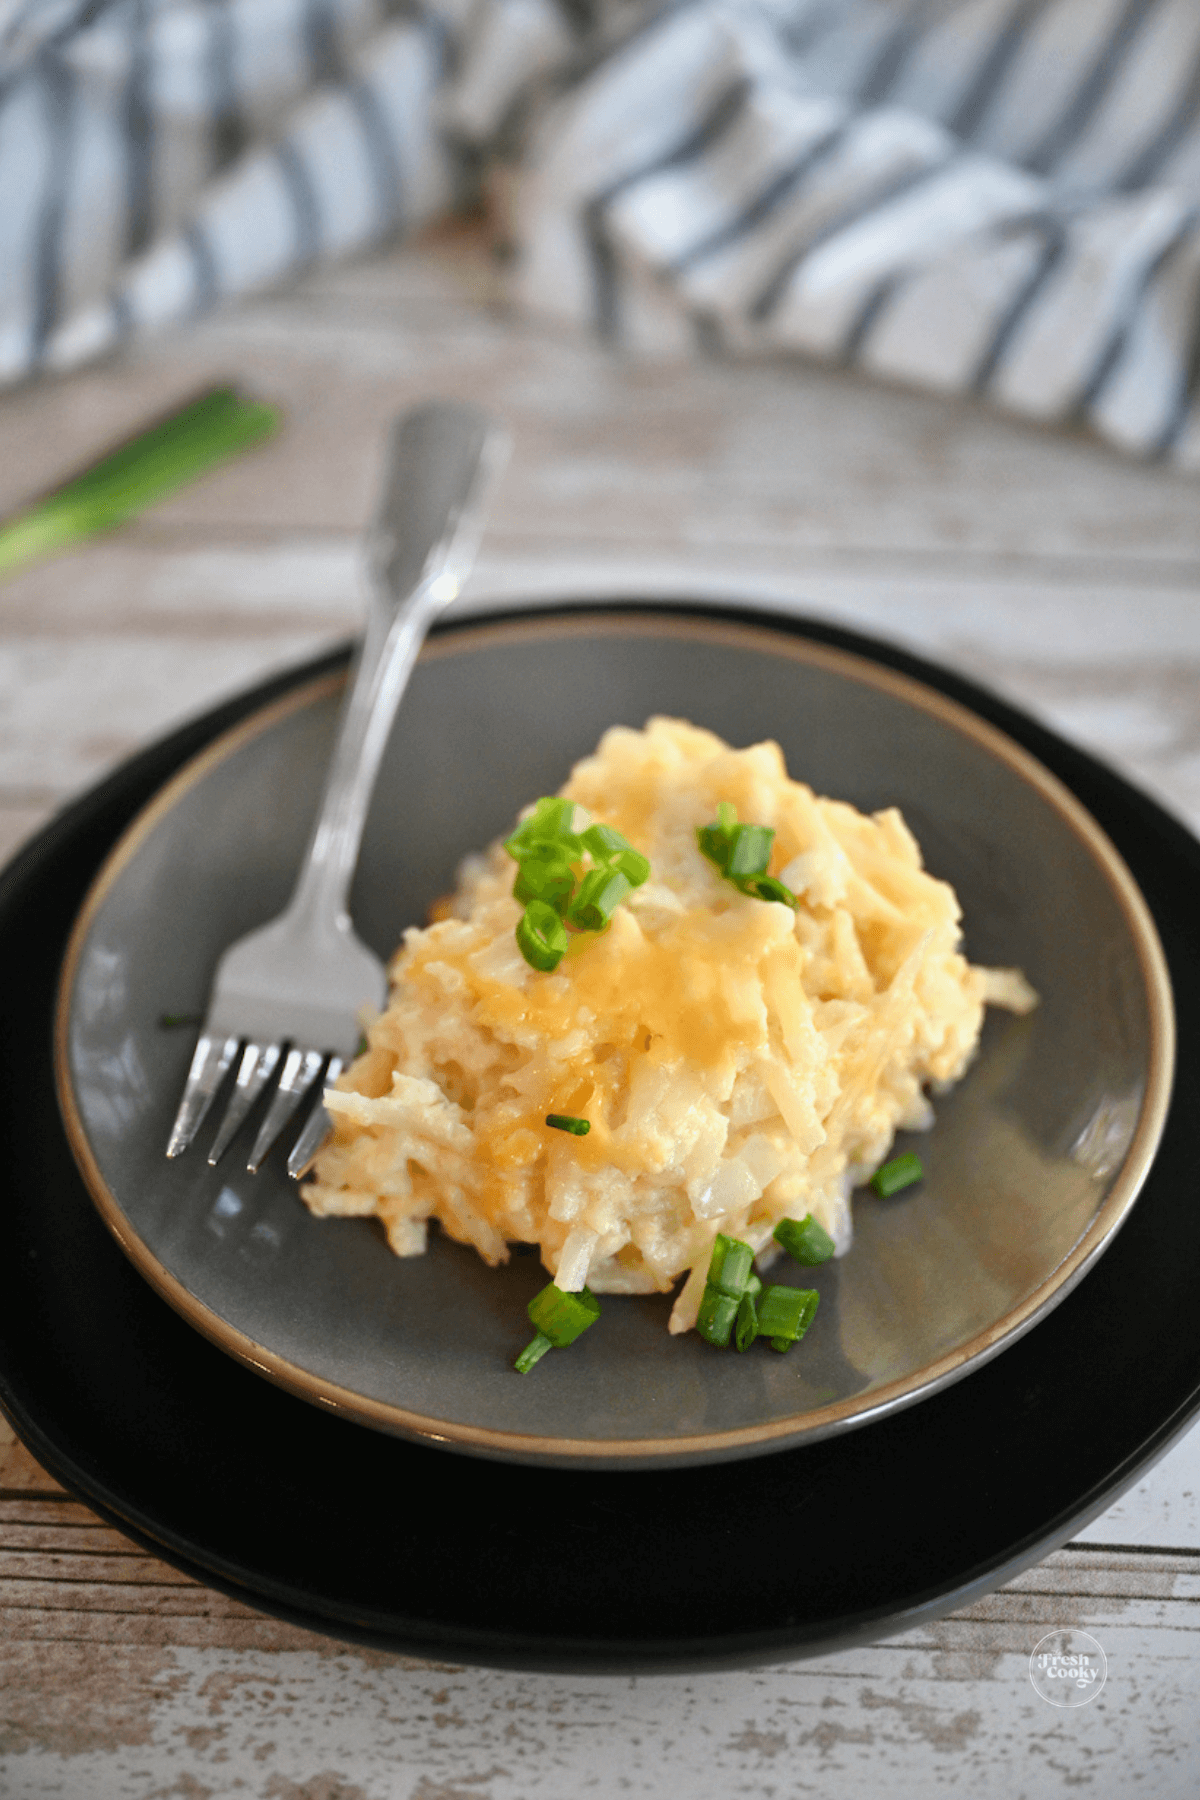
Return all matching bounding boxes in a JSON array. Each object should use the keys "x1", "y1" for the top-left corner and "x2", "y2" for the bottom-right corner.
[{"x1": 2, "y1": 219, "x2": 1199, "y2": 1798}]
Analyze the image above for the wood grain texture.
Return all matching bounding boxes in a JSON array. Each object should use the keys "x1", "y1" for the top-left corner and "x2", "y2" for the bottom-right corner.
[
  {"x1": 3, "y1": 1544, "x2": 1199, "y2": 1798},
  {"x1": 2, "y1": 217, "x2": 1200, "y2": 1797},
  {"x1": 3, "y1": 1477, "x2": 1199, "y2": 1797}
]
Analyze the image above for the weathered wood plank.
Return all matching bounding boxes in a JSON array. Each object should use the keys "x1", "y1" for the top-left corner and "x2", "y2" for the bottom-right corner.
[
  {"x1": 1, "y1": 1611, "x2": 335, "y2": 1653},
  {"x1": 0, "y1": 629, "x2": 334, "y2": 795},
  {"x1": 0, "y1": 1522, "x2": 168, "y2": 1555},
  {"x1": 5, "y1": 1579, "x2": 297, "y2": 1618},
  {"x1": 0, "y1": 1425, "x2": 64, "y2": 1497},
  {"x1": 2, "y1": 1626, "x2": 1199, "y2": 1798},
  {"x1": 10, "y1": 534, "x2": 1200, "y2": 642},
  {"x1": 0, "y1": 1552, "x2": 199, "y2": 1587}
]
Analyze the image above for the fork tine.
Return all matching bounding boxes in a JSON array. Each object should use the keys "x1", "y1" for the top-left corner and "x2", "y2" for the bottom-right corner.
[
  {"x1": 166, "y1": 1033, "x2": 240, "y2": 1158},
  {"x1": 246, "y1": 1046, "x2": 326, "y2": 1173},
  {"x1": 286, "y1": 1055, "x2": 344, "y2": 1179},
  {"x1": 206, "y1": 1041, "x2": 283, "y2": 1167}
]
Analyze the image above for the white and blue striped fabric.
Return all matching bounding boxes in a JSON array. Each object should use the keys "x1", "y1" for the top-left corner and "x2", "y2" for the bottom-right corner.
[{"x1": 3, "y1": 0, "x2": 1200, "y2": 466}]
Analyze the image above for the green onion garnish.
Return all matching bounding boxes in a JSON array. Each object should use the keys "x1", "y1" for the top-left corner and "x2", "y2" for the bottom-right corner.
[
  {"x1": 158, "y1": 1011, "x2": 204, "y2": 1029},
  {"x1": 693, "y1": 1239, "x2": 823, "y2": 1356},
  {"x1": 516, "y1": 900, "x2": 569, "y2": 972},
  {"x1": 0, "y1": 386, "x2": 280, "y2": 582},
  {"x1": 707, "y1": 1233, "x2": 755, "y2": 1299},
  {"x1": 734, "y1": 1291, "x2": 759, "y2": 1352},
  {"x1": 529, "y1": 1282, "x2": 601, "y2": 1343},
  {"x1": 579, "y1": 822, "x2": 624, "y2": 860},
  {"x1": 514, "y1": 1332, "x2": 554, "y2": 1373},
  {"x1": 513, "y1": 852, "x2": 576, "y2": 910},
  {"x1": 870, "y1": 1152, "x2": 924, "y2": 1197},
  {"x1": 505, "y1": 799, "x2": 650, "y2": 971},
  {"x1": 696, "y1": 804, "x2": 797, "y2": 908},
  {"x1": 696, "y1": 1234, "x2": 758, "y2": 1347},
  {"x1": 546, "y1": 1113, "x2": 590, "y2": 1135},
  {"x1": 515, "y1": 1281, "x2": 601, "y2": 1371},
  {"x1": 504, "y1": 797, "x2": 582, "y2": 861},
  {"x1": 746, "y1": 875, "x2": 797, "y2": 906},
  {"x1": 757, "y1": 1284, "x2": 820, "y2": 1352},
  {"x1": 581, "y1": 824, "x2": 650, "y2": 886},
  {"x1": 568, "y1": 866, "x2": 632, "y2": 931},
  {"x1": 696, "y1": 1287, "x2": 739, "y2": 1348},
  {"x1": 773, "y1": 1214, "x2": 835, "y2": 1265},
  {"x1": 727, "y1": 823, "x2": 774, "y2": 878}
]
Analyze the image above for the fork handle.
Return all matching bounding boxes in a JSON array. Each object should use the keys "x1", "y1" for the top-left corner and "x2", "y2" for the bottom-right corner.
[{"x1": 287, "y1": 402, "x2": 509, "y2": 928}]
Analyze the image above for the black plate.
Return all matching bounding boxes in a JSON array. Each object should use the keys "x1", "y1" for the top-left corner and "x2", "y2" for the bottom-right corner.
[{"x1": 3, "y1": 600, "x2": 1198, "y2": 1673}]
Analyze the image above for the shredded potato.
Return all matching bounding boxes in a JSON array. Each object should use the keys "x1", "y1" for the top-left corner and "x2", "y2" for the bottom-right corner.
[{"x1": 301, "y1": 718, "x2": 1035, "y2": 1331}]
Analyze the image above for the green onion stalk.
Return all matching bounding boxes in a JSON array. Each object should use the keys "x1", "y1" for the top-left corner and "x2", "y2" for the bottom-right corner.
[
  {"x1": 515, "y1": 1281, "x2": 601, "y2": 1372},
  {"x1": 0, "y1": 386, "x2": 280, "y2": 581},
  {"x1": 696, "y1": 802, "x2": 798, "y2": 907}
]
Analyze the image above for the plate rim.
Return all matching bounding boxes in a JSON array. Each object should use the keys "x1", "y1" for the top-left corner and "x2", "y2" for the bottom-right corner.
[{"x1": 51, "y1": 607, "x2": 1177, "y2": 1466}]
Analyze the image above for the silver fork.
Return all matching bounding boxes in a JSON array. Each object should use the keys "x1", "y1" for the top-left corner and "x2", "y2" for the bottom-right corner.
[{"x1": 165, "y1": 400, "x2": 509, "y2": 1174}]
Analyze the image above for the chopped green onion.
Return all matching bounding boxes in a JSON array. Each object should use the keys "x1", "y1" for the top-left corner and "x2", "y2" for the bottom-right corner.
[
  {"x1": 546, "y1": 1113, "x2": 590, "y2": 1135},
  {"x1": 696, "y1": 1287, "x2": 739, "y2": 1347},
  {"x1": 579, "y1": 824, "x2": 649, "y2": 888},
  {"x1": 697, "y1": 802, "x2": 738, "y2": 872},
  {"x1": 510, "y1": 836, "x2": 573, "y2": 872},
  {"x1": 707, "y1": 1233, "x2": 755, "y2": 1299},
  {"x1": 773, "y1": 1214, "x2": 835, "y2": 1266},
  {"x1": 514, "y1": 1332, "x2": 554, "y2": 1373},
  {"x1": 568, "y1": 866, "x2": 632, "y2": 931},
  {"x1": 158, "y1": 1011, "x2": 204, "y2": 1029},
  {"x1": 696, "y1": 804, "x2": 797, "y2": 908},
  {"x1": 727, "y1": 823, "x2": 774, "y2": 879},
  {"x1": 734, "y1": 1291, "x2": 759, "y2": 1352},
  {"x1": 580, "y1": 822, "x2": 627, "y2": 861},
  {"x1": 0, "y1": 387, "x2": 280, "y2": 581},
  {"x1": 758, "y1": 1284, "x2": 820, "y2": 1351},
  {"x1": 696, "y1": 823, "x2": 731, "y2": 872},
  {"x1": 513, "y1": 853, "x2": 576, "y2": 910},
  {"x1": 609, "y1": 847, "x2": 651, "y2": 886},
  {"x1": 504, "y1": 796, "x2": 583, "y2": 861},
  {"x1": 506, "y1": 800, "x2": 651, "y2": 970},
  {"x1": 539, "y1": 797, "x2": 578, "y2": 834},
  {"x1": 697, "y1": 1235, "x2": 758, "y2": 1348},
  {"x1": 527, "y1": 1281, "x2": 601, "y2": 1346},
  {"x1": 516, "y1": 901, "x2": 569, "y2": 972},
  {"x1": 744, "y1": 875, "x2": 797, "y2": 908},
  {"x1": 870, "y1": 1152, "x2": 924, "y2": 1197}
]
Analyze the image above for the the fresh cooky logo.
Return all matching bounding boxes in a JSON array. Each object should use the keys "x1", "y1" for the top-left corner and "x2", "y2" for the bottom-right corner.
[{"x1": 1029, "y1": 1630, "x2": 1107, "y2": 1706}]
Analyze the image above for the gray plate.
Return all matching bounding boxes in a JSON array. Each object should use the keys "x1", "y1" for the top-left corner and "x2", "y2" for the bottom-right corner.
[{"x1": 54, "y1": 610, "x2": 1174, "y2": 1468}]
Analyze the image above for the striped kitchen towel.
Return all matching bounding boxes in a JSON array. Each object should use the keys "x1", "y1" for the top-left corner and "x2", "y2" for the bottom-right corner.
[{"x1": 3, "y1": 0, "x2": 1200, "y2": 467}]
